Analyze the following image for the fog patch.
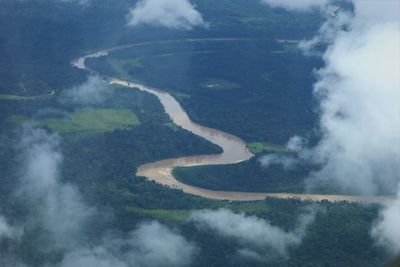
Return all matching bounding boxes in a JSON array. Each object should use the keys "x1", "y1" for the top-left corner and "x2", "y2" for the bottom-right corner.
[
  {"x1": 59, "y1": 221, "x2": 196, "y2": 267},
  {"x1": 61, "y1": 75, "x2": 110, "y2": 105},
  {"x1": 127, "y1": 0, "x2": 205, "y2": 30},
  {"x1": 259, "y1": 136, "x2": 305, "y2": 170},
  {"x1": 17, "y1": 126, "x2": 95, "y2": 251},
  {"x1": 189, "y1": 208, "x2": 316, "y2": 260},
  {"x1": 372, "y1": 188, "x2": 400, "y2": 255},
  {"x1": 0, "y1": 214, "x2": 22, "y2": 241},
  {"x1": 260, "y1": 154, "x2": 298, "y2": 170}
]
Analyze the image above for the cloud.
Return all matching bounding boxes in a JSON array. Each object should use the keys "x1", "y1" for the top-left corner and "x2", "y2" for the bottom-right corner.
[
  {"x1": 372, "y1": 188, "x2": 400, "y2": 254},
  {"x1": 59, "y1": 221, "x2": 196, "y2": 267},
  {"x1": 1, "y1": 126, "x2": 196, "y2": 266},
  {"x1": 261, "y1": 0, "x2": 400, "y2": 254},
  {"x1": 0, "y1": 214, "x2": 22, "y2": 241},
  {"x1": 266, "y1": 0, "x2": 400, "y2": 253},
  {"x1": 259, "y1": 154, "x2": 298, "y2": 170},
  {"x1": 128, "y1": 221, "x2": 195, "y2": 267},
  {"x1": 259, "y1": 136, "x2": 305, "y2": 170},
  {"x1": 61, "y1": 75, "x2": 111, "y2": 105},
  {"x1": 17, "y1": 126, "x2": 94, "y2": 251},
  {"x1": 305, "y1": 25, "x2": 400, "y2": 193},
  {"x1": 306, "y1": 5, "x2": 400, "y2": 196},
  {"x1": 189, "y1": 208, "x2": 316, "y2": 259},
  {"x1": 126, "y1": 0, "x2": 205, "y2": 30},
  {"x1": 298, "y1": 6, "x2": 352, "y2": 55},
  {"x1": 260, "y1": 0, "x2": 330, "y2": 12}
]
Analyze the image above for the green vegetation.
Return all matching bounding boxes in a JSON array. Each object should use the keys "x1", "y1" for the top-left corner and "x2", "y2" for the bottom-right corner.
[
  {"x1": 42, "y1": 108, "x2": 140, "y2": 133},
  {"x1": 0, "y1": 93, "x2": 53, "y2": 101},
  {"x1": 247, "y1": 142, "x2": 288, "y2": 154},
  {"x1": 8, "y1": 115, "x2": 30, "y2": 124},
  {"x1": 9, "y1": 108, "x2": 140, "y2": 134},
  {"x1": 164, "y1": 122, "x2": 180, "y2": 131},
  {"x1": 103, "y1": 181, "x2": 137, "y2": 199},
  {"x1": 173, "y1": 156, "x2": 315, "y2": 193},
  {"x1": 0, "y1": 0, "x2": 388, "y2": 266},
  {"x1": 0, "y1": 94, "x2": 36, "y2": 100},
  {"x1": 88, "y1": 39, "x2": 320, "y2": 144},
  {"x1": 107, "y1": 58, "x2": 143, "y2": 80},
  {"x1": 125, "y1": 206, "x2": 191, "y2": 221},
  {"x1": 172, "y1": 91, "x2": 191, "y2": 100},
  {"x1": 123, "y1": 200, "x2": 270, "y2": 222},
  {"x1": 199, "y1": 78, "x2": 241, "y2": 90}
]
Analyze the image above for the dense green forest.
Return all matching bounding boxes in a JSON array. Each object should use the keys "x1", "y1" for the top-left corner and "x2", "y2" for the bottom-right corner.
[
  {"x1": 87, "y1": 36, "x2": 322, "y2": 145},
  {"x1": 173, "y1": 156, "x2": 316, "y2": 193}
]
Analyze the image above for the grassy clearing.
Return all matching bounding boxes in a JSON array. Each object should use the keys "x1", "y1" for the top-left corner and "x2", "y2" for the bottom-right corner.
[
  {"x1": 0, "y1": 94, "x2": 49, "y2": 101},
  {"x1": 247, "y1": 142, "x2": 288, "y2": 154},
  {"x1": 42, "y1": 108, "x2": 140, "y2": 133},
  {"x1": 199, "y1": 78, "x2": 241, "y2": 91},
  {"x1": 8, "y1": 108, "x2": 140, "y2": 134},
  {"x1": 125, "y1": 206, "x2": 191, "y2": 221}
]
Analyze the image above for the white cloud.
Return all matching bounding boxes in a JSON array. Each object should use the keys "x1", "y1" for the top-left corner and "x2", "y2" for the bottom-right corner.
[
  {"x1": 372, "y1": 188, "x2": 400, "y2": 254},
  {"x1": 127, "y1": 0, "x2": 205, "y2": 30},
  {"x1": 260, "y1": 0, "x2": 400, "y2": 254},
  {"x1": 299, "y1": 6, "x2": 352, "y2": 55},
  {"x1": 18, "y1": 127, "x2": 94, "y2": 250},
  {"x1": 59, "y1": 221, "x2": 196, "y2": 267},
  {"x1": 259, "y1": 154, "x2": 298, "y2": 170},
  {"x1": 128, "y1": 221, "x2": 195, "y2": 267},
  {"x1": 270, "y1": 0, "x2": 400, "y2": 253},
  {"x1": 189, "y1": 208, "x2": 316, "y2": 259},
  {"x1": 260, "y1": 0, "x2": 330, "y2": 12},
  {"x1": 307, "y1": 21, "x2": 400, "y2": 195},
  {"x1": 62, "y1": 75, "x2": 111, "y2": 105},
  {"x1": 259, "y1": 136, "x2": 305, "y2": 170},
  {"x1": 4, "y1": 126, "x2": 196, "y2": 266},
  {"x1": 351, "y1": 0, "x2": 400, "y2": 26}
]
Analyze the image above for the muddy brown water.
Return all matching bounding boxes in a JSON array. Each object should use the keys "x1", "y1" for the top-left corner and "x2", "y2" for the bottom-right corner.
[{"x1": 72, "y1": 39, "x2": 392, "y2": 204}]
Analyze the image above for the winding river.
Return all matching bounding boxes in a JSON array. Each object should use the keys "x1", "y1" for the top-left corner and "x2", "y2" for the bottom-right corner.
[{"x1": 72, "y1": 39, "x2": 392, "y2": 204}]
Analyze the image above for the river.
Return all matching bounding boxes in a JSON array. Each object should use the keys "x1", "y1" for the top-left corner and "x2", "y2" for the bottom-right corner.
[{"x1": 72, "y1": 39, "x2": 392, "y2": 204}]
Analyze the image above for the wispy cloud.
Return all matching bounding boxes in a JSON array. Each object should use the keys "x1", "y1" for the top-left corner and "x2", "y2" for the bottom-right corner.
[
  {"x1": 59, "y1": 221, "x2": 196, "y2": 267},
  {"x1": 0, "y1": 215, "x2": 22, "y2": 241},
  {"x1": 372, "y1": 188, "x2": 400, "y2": 254},
  {"x1": 1, "y1": 126, "x2": 196, "y2": 266},
  {"x1": 61, "y1": 75, "x2": 111, "y2": 105},
  {"x1": 262, "y1": 0, "x2": 400, "y2": 254},
  {"x1": 126, "y1": 0, "x2": 205, "y2": 30},
  {"x1": 17, "y1": 126, "x2": 95, "y2": 251},
  {"x1": 259, "y1": 136, "x2": 305, "y2": 170},
  {"x1": 189, "y1": 207, "x2": 316, "y2": 260}
]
